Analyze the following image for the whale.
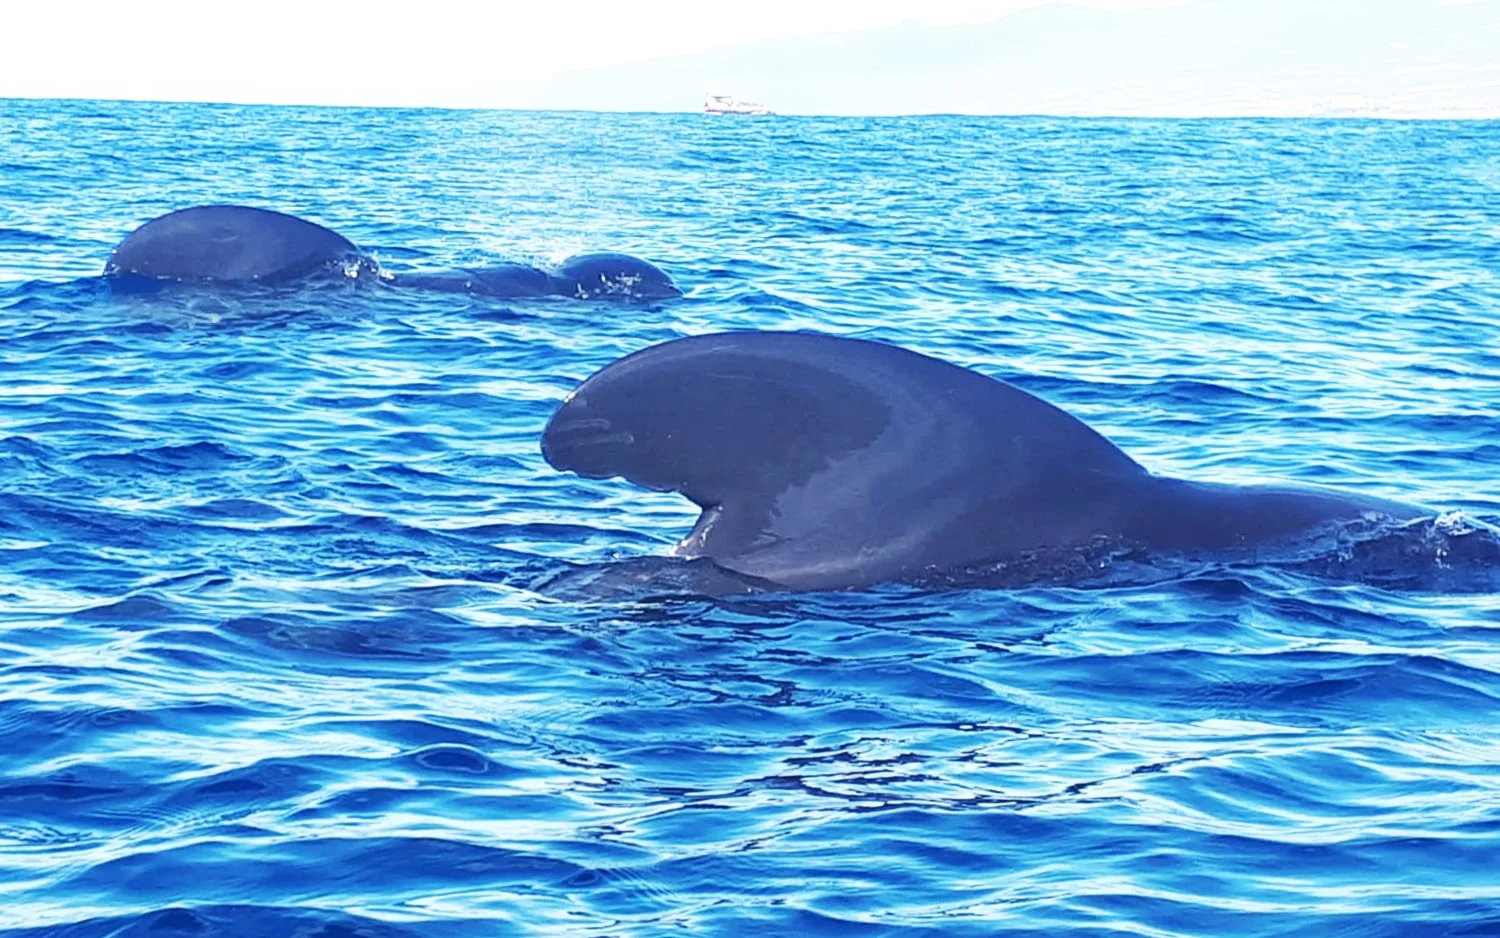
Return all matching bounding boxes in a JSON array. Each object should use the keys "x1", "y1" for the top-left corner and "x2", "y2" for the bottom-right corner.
[
  {"x1": 540, "y1": 330, "x2": 1427, "y2": 592},
  {"x1": 104, "y1": 205, "x2": 365, "y2": 283},
  {"x1": 103, "y1": 205, "x2": 681, "y2": 299},
  {"x1": 550, "y1": 252, "x2": 682, "y2": 300}
]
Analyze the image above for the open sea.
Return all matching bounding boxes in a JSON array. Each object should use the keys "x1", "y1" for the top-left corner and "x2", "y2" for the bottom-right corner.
[{"x1": 1, "y1": 98, "x2": 1499, "y2": 936}]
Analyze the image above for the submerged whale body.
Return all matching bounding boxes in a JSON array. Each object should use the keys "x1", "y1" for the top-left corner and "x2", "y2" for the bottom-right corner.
[
  {"x1": 541, "y1": 331, "x2": 1428, "y2": 592},
  {"x1": 392, "y1": 263, "x2": 556, "y2": 298},
  {"x1": 394, "y1": 257, "x2": 679, "y2": 300},
  {"x1": 105, "y1": 205, "x2": 362, "y2": 283},
  {"x1": 103, "y1": 205, "x2": 680, "y2": 299}
]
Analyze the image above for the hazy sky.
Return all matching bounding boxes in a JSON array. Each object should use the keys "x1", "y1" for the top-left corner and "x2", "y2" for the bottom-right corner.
[{"x1": 1, "y1": 0, "x2": 1494, "y2": 115}]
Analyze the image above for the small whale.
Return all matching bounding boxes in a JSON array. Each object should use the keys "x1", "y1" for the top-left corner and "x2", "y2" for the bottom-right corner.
[{"x1": 541, "y1": 330, "x2": 1428, "y2": 592}]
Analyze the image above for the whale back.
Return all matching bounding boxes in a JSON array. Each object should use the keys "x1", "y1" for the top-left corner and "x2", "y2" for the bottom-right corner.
[
  {"x1": 542, "y1": 331, "x2": 1147, "y2": 589},
  {"x1": 105, "y1": 205, "x2": 359, "y2": 283},
  {"x1": 551, "y1": 252, "x2": 681, "y2": 300}
]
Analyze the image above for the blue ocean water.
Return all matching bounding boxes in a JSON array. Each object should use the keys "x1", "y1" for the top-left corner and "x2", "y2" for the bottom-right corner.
[{"x1": 2, "y1": 97, "x2": 1499, "y2": 936}]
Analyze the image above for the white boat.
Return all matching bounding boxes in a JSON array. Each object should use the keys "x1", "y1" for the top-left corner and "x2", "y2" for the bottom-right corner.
[{"x1": 703, "y1": 90, "x2": 773, "y2": 116}]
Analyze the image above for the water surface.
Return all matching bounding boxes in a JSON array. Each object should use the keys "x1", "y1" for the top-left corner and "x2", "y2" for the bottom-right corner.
[{"x1": 2, "y1": 100, "x2": 1499, "y2": 936}]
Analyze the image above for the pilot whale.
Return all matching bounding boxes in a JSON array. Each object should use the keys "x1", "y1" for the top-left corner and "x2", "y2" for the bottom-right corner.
[
  {"x1": 105, "y1": 205, "x2": 364, "y2": 283},
  {"x1": 103, "y1": 205, "x2": 679, "y2": 299},
  {"x1": 540, "y1": 331, "x2": 1426, "y2": 592}
]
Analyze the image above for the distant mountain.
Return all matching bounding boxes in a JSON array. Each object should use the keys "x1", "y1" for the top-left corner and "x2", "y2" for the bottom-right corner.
[{"x1": 528, "y1": 0, "x2": 1500, "y2": 117}]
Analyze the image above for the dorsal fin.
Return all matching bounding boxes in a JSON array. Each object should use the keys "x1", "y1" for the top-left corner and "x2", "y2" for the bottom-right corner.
[{"x1": 541, "y1": 331, "x2": 1146, "y2": 589}]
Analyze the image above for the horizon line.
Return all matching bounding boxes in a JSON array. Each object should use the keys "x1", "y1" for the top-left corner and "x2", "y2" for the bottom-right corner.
[{"x1": 5, "y1": 94, "x2": 1499, "y2": 122}]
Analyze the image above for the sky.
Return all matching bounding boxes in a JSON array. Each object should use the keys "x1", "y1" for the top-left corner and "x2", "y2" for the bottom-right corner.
[{"x1": 1, "y1": 0, "x2": 1495, "y2": 116}]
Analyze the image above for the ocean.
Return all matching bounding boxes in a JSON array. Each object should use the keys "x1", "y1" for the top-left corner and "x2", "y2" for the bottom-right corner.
[{"x1": 1, "y1": 98, "x2": 1498, "y2": 936}]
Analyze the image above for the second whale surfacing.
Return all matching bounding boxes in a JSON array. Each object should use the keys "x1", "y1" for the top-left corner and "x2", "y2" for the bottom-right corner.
[
  {"x1": 102, "y1": 205, "x2": 681, "y2": 300},
  {"x1": 541, "y1": 331, "x2": 1429, "y2": 592}
]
